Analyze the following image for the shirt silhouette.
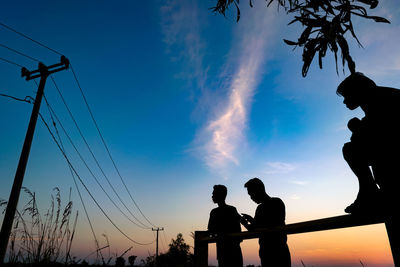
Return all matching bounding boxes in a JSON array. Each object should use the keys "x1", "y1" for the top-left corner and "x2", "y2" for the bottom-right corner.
[
  {"x1": 337, "y1": 72, "x2": 400, "y2": 214},
  {"x1": 208, "y1": 185, "x2": 243, "y2": 267},
  {"x1": 241, "y1": 178, "x2": 291, "y2": 267}
]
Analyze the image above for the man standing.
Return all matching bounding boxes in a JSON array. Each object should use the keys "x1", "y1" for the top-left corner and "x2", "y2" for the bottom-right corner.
[
  {"x1": 208, "y1": 185, "x2": 243, "y2": 267},
  {"x1": 241, "y1": 178, "x2": 291, "y2": 267}
]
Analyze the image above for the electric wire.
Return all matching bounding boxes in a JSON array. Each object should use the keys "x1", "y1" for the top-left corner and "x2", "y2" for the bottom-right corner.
[
  {"x1": 43, "y1": 93, "x2": 105, "y2": 263},
  {"x1": 0, "y1": 56, "x2": 24, "y2": 68},
  {"x1": 43, "y1": 83, "x2": 150, "y2": 229},
  {"x1": 0, "y1": 25, "x2": 158, "y2": 228},
  {"x1": 1, "y1": 93, "x2": 154, "y2": 245},
  {"x1": 50, "y1": 76, "x2": 151, "y2": 229},
  {"x1": 0, "y1": 43, "x2": 40, "y2": 62},
  {"x1": 1, "y1": 91, "x2": 103, "y2": 259},
  {"x1": 70, "y1": 64, "x2": 157, "y2": 228},
  {"x1": 38, "y1": 113, "x2": 156, "y2": 246},
  {"x1": 0, "y1": 93, "x2": 33, "y2": 104},
  {"x1": 0, "y1": 22, "x2": 63, "y2": 56},
  {"x1": 0, "y1": 26, "x2": 161, "y2": 234},
  {"x1": 0, "y1": 42, "x2": 149, "y2": 228}
]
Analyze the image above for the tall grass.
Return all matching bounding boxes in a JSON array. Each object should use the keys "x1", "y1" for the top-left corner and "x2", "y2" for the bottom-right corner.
[{"x1": 0, "y1": 187, "x2": 78, "y2": 265}]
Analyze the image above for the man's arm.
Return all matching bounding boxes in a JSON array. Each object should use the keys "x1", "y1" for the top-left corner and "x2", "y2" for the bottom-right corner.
[{"x1": 208, "y1": 209, "x2": 216, "y2": 232}]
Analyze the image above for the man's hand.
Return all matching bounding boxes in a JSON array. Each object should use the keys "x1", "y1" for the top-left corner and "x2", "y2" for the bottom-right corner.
[
  {"x1": 241, "y1": 213, "x2": 253, "y2": 222},
  {"x1": 240, "y1": 213, "x2": 255, "y2": 230}
]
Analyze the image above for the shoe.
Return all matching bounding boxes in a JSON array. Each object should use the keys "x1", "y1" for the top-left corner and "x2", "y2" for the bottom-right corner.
[
  {"x1": 345, "y1": 199, "x2": 362, "y2": 214},
  {"x1": 344, "y1": 190, "x2": 382, "y2": 214}
]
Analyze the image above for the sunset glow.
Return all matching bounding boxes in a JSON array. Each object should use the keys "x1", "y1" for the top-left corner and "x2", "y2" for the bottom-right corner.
[{"x1": 1, "y1": 1, "x2": 400, "y2": 266}]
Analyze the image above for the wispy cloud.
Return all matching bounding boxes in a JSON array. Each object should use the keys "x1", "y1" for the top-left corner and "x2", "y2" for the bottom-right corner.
[
  {"x1": 197, "y1": 7, "x2": 279, "y2": 171},
  {"x1": 160, "y1": 0, "x2": 207, "y2": 90},
  {"x1": 290, "y1": 180, "x2": 308, "y2": 186},
  {"x1": 290, "y1": 194, "x2": 301, "y2": 200},
  {"x1": 263, "y1": 161, "x2": 297, "y2": 175}
]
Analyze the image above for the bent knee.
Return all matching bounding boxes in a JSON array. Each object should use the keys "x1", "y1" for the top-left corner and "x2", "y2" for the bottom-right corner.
[{"x1": 342, "y1": 142, "x2": 354, "y2": 159}]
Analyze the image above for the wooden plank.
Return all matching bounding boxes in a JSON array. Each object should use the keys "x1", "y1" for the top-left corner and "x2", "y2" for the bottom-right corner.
[{"x1": 197, "y1": 214, "x2": 385, "y2": 243}]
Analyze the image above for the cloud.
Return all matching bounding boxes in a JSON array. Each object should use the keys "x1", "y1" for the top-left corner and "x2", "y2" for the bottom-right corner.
[
  {"x1": 160, "y1": 0, "x2": 207, "y2": 90},
  {"x1": 197, "y1": 6, "x2": 279, "y2": 171},
  {"x1": 290, "y1": 194, "x2": 301, "y2": 200},
  {"x1": 290, "y1": 180, "x2": 308, "y2": 186},
  {"x1": 263, "y1": 161, "x2": 297, "y2": 175},
  {"x1": 351, "y1": 4, "x2": 400, "y2": 79}
]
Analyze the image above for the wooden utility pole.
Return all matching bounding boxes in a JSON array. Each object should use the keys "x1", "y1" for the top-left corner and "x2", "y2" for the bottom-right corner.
[
  {"x1": 152, "y1": 227, "x2": 164, "y2": 266},
  {"x1": 0, "y1": 56, "x2": 69, "y2": 263}
]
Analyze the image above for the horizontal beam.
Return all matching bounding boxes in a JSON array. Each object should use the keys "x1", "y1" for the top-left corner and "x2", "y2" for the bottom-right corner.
[{"x1": 196, "y1": 214, "x2": 386, "y2": 243}]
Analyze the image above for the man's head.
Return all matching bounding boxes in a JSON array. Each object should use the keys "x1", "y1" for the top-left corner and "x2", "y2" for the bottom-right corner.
[
  {"x1": 337, "y1": 72, "x2": 376, "y2": 110},
  {"x1": 244, "y1": 178, "x2": 266, "y2": 204},
  {"x1": 212, "y1": 184, "x2": 227, "y2": 204}
]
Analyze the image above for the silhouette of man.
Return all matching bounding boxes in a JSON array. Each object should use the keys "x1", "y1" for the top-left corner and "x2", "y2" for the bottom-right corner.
[
  {"x1": 208, "y1": 185, "x2": 243, "y2": 267},
  {"x1": 241, "y1": 178, "x2": 291, "y2": 267},
  {"x1": 337, "y1": 72, "x2": 400, "y2": 214}
]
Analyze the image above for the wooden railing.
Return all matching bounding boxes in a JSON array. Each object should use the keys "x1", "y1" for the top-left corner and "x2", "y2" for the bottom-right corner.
[{"x1": 194, "y1": 214, "x2": 400, "y2": 267}]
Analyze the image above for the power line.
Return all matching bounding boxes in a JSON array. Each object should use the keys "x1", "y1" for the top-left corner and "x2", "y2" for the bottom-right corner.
[
  {"x1": 50, "y1": 76, "x2": 151, "y2": 229},
  {"x1": 0, "y1": 43, "x2": 40, "y2": 62},
  {"x1": 0, "y1": 21, "x2": 63, "y2": 56},
  {"x1": 42, "y1": 85, "x2": 150, "y2": 229},
  {"x1": 1, "y1": 93, "x2": 102, "y2": 250},
  {"x1": 0, "y1": 56, "x2": 24, "y2": 68},
  {"x1": 0, "y1": 21, "x2": 162, "y2": 235},
  {"x1": 0, "y1": 22, "x2": 158, "y2": 229},
  {"x1": 43, "y1": 94, "x2": 105, "y2": 263},
  {"x1": 1, "y1": 91, "x2": 155, "y2": 246},
  {"x1": 0, "y1": 93, "x2": 34, "y2": 104},
  {"x1": 70, "y1": 64, "x2": 158, "y2": 228},
  {"x1": 38, "y1": 113, "x2": 156, "y2": 246}
]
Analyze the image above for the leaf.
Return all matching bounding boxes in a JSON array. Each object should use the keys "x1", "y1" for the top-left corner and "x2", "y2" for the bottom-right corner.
[
  {"x1": 350, "y1": 5, "x2": 367, "y2": 16},
  {"x1": 235, "y1": 2, "x2": 241, "y2": 22},
  {"x1": 298, "y1": 26, "x2": 312, "y2": 45},
  {"x1": 318, "y1": 41, "x2": 327, "y2": 69},
  {"x1": 366, "y1": 15, "x2": 390, "y2": 23},
  {"x1": 301, "y1": 39, "x2": 318, "y2": 77},
  {"x1": 341, "y1": 21, "x2": 362, "y2": 48},
  {"x1": 288, "y1": 16, "x2": 300, "y2": 25},
  {"x1": 283, "y1": 39, "x2": 298, "y2": 45},
  {"x1": 356, "y1": 0, "x2": 379, "y2": 9}
]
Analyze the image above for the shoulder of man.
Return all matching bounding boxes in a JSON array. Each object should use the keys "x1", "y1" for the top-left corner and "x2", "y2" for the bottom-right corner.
[
  {"x1": 376, "y1": 86, "x2": 400, "y2": 99},
  {"x1": 271, "y1": 197, "x2": 285, "y2": 208},
  {"x1": 210, "y1": 207, "x2": 219, "y2": 215}
]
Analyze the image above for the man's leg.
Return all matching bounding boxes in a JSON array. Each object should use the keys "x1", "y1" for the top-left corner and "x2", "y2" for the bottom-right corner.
[{"x1": 342, "y1": 142, "x2": 379, "y2": 213}]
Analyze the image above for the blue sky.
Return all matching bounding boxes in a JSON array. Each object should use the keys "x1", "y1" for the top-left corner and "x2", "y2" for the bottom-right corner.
[{"x1": 1, "y1": 1, "x2": 400, "y2": 266}]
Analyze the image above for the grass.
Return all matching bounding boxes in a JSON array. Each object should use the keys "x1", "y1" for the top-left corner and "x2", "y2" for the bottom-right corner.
[{"x1": 1, "y1": 187, "x2": 78, "y2": 265}]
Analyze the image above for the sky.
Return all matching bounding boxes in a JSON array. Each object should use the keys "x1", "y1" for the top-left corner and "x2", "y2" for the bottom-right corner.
[{"x1": 1, "y1": 1, "x2": 400, "y2": 266}]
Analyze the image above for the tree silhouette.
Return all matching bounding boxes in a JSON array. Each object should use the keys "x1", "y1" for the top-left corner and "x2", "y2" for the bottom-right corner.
[
  {"x1": 212, "y1": 0, "x2": 389, "y2": 76},
  {"x1": 141, "y1": 233, "x2": 193, "y2": 267}
]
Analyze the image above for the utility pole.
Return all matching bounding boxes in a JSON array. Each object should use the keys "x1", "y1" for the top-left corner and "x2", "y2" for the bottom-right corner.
[
  {"x1": 0, "y1": 56, "x2": 69, "y2": 263},
  {"x1": 152, "y1": 227, "x2": 164, "y2": 266}
]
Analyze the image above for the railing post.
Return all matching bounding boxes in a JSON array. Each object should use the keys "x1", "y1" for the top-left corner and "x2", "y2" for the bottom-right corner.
[
  {"x1": 194, "y1": 231, "x2": 208, "y2": 267},
  {"x1": 385, "y1": 216, "x2": 400, "y2": 266}
]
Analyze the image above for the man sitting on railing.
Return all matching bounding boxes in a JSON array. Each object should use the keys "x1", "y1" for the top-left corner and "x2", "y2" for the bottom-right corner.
[
  {"x1": 337, "y1": 72, "x2": 400, "y2": 214},
  {"x1": 208, "y1": 184, "x2": 243, "y2": 267},
  {"x1": 241, "y1": 178, "x2": 291, "y2": 267}
]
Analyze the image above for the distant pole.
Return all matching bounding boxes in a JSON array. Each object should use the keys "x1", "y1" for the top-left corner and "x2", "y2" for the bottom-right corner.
[
  {"x1": 152, "y1": 227, "x2": 164, "y2": 266},
  {"x1": 0, "y1": 57, "x2": 69, "y2": 264}
]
